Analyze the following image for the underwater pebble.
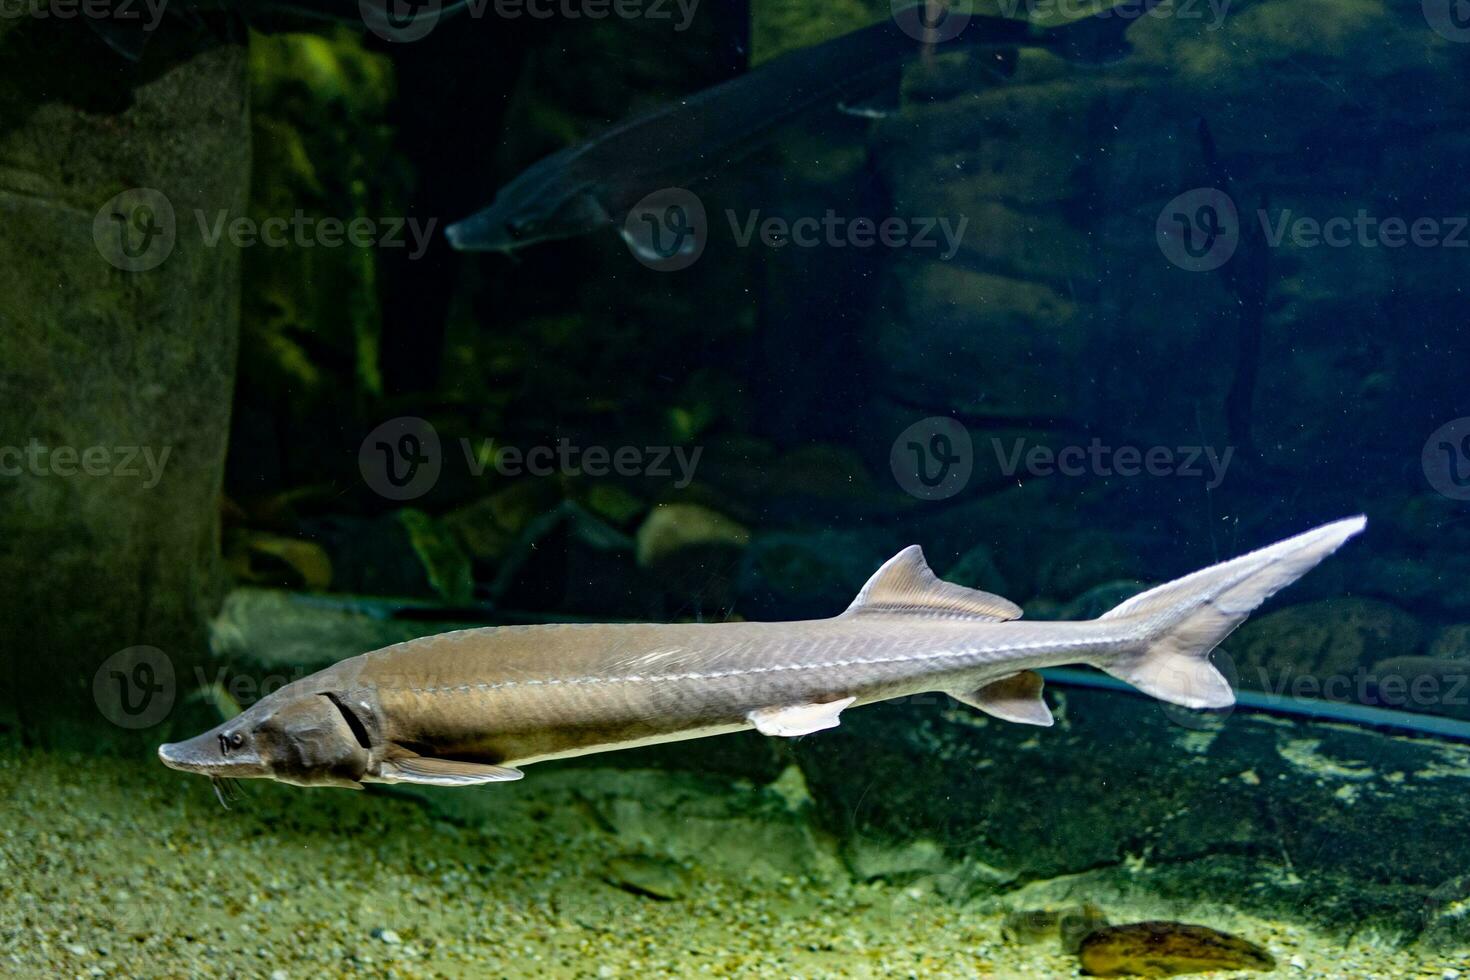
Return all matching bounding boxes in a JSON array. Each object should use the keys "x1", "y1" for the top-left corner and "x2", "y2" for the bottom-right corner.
[
  {"x1": 373, "y1": 928, "x2": 401, "y2": 945},
  {"x1": 1078, "y1": 921, "x2": 1275, "y2": 977},
  {"x1": 1290, "y1": 953, "x2": 1307, "y2": 969}
]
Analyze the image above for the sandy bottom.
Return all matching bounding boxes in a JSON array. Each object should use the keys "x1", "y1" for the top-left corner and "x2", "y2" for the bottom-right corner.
[{"x1": 1, "y1": 739, "x2": 1462, "y2": 979}]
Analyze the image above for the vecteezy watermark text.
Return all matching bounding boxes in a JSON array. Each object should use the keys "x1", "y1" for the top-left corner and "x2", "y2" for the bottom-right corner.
[
  {"x1": 1157, "y1": 187, "x2": 1470, "y2": 271},
  {"x1": 993, "y1": 0, "x2": 1229, "y2": 27},
  {"x1": 196, "y1": 210, "x2": 438, "y2": 260},
  {"x1": 889, "y1": 417, "x2": 1235, "y2": 500},
  {"x1": 94, "y1": 188, "x2": 439, "y2": 272},
  {"x1": 1256, "y1": 209, "x2": 1470, "y2": 249},
  {"x1": 726, "y1": 209, "x2": 967, "y2": 260},
  {"x1": 889, "y1": 0, "x2": 1229, "y2": 45},
  {"x1": 620, "y1": 187, "x2": 970, "y2": 271},
  {"x1": 0, "y1": 439, "x2": 171, "y2": 488},
  {"x1": 360, "y1": 0, "x2": 699, "y2": 43},
  {"x1": 461, "y1": 437, "x2": 702, "y2": 486},
  {"x1": 457, "y1": 0, "x2": 697, "y2": 25},
  {"x1": 359, "y1": 417, "x2": 703, "y2": 500},
  {"x1": 992, "y1": 437, "x2": 1233, "y2": 489},
  {"x1": 0, "y1": 0, "x2": 167, "y2": 28}
]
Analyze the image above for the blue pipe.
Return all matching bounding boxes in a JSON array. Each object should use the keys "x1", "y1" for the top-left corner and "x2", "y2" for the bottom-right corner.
[{"x1": 1040, "y1": 668, "x2": 1470, "y2": 743}]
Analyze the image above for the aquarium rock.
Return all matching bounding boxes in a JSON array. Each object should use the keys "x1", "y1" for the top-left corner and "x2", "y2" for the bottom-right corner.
[{"x1": 1077, "y1": 921, "x2": 1275, "y2": 976}]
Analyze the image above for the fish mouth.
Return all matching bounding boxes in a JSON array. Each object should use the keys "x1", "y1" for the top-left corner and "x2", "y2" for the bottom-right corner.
[
  {"x1": 157, "y1": 741, "x2": 205, "y2": 773},
  {"x1": 444, "y1": 214, "x2": 505, "y2": 253}
]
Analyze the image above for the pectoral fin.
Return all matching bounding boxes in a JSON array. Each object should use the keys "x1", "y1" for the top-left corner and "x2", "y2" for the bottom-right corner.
[
  {"x1": 378, "y1": 757, "x2": 524, "y2": 786},
  {"x1": 953, "y1": 671, "x2": 1054, "y2": 727},
  {"x1": 836, "y1": 64, "x2": 903, "y2": 119},
  {"x1": 748, "y1": 696, "x2": 857, "y2": 737}
]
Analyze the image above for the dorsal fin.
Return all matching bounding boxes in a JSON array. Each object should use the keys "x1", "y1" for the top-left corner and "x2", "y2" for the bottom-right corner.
[{"x1": 844, "y1": 545, "x2": 1022, "y2": 622}]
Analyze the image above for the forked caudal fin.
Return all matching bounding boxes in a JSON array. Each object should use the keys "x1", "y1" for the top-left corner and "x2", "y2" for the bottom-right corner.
[{"x1": 1093, "y1": 516, "x2": 1367, "y2": 709}]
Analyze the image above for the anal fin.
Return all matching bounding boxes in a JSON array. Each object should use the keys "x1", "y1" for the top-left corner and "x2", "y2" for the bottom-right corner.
[
  {"x1": 748, "y1": 696, "x2": 856, "y2": 737},
  {"x1": 952, "y1": 671, "x2": 1053, "y2": 727},
  {"x1": 378, "y1": 757, "x2": 524, "y2": 787}
]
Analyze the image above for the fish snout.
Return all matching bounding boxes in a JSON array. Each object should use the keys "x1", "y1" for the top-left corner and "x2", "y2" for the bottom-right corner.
[
  {"x1": 157, "y1": 730, "x2": 267, "y2": 779},
  {"x1": 157, "y1": 740, "x2": 195, "y2": 771}
]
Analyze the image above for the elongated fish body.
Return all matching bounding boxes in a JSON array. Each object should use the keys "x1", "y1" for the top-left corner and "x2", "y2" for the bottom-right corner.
[
  {"x1": 310, "y1": 615, "x2": 1128, "y2": 767},
  {"x1": 159, "y1": 517, "x2": 1365, "y2": 790}
]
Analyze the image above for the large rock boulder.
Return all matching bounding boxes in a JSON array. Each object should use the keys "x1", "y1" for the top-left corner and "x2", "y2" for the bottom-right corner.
[
  {"x1": 0, "y1": 25, "x2": 249, "y2": 745},
  {"x1": 1225, "y1": 597, "x2": 1425, "y2": 698},
  {"x1": 851, "y1": 0, "x2": 1470, "y2": 495}
]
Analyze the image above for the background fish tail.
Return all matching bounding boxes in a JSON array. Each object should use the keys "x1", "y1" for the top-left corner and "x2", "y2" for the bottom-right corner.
[{"x1": 1090, "y1": 517, "x2": 1367, "y2": 709}]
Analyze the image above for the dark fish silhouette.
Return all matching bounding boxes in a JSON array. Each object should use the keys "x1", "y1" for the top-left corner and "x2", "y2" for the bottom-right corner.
[{"x1": 446, "y1": 0, "x2": 1162, "y2": 256}]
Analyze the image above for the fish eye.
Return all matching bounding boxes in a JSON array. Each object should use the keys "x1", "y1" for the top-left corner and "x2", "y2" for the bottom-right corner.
[
  {"x1": 506, "y1": 218, "x2": 537, "y2": 240},
  {"x1": 218, "y1": 731, "x2": 246, "y2": 754}
]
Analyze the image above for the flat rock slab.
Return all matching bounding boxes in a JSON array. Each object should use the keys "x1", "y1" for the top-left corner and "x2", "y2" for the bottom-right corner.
[{"x1": 791, "y1": 685, "x2": 1470, "y2": 942}]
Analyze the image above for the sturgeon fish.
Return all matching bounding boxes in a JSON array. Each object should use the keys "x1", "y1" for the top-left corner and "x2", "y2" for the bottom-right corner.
[
  {"x1": 445, "y1": 0, "x2": 1162, "y2": 256},
  {"x1": 159, "y1": 517, "x2": 1365, "y2": 790}
]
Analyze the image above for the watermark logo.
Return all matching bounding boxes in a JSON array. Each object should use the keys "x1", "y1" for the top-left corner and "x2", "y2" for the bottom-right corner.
[
  {"x1": 1156, "y1": 187, "x2": 1239, "y2": 272},
  {"x1": 94, "y1": 188, "x2": 176, "y2": 272},
  {"x1": 623, "y1": 187, "x2": 707, "y2": 271},
  {"x1": 360, "y1": 0, "x2": 443, "y2": 41},
  {"x1": 94, "y1": 645, "x2": 175, "y2": 729},
  {"x1": 891, "y1": 0, "x2": 973, "y2": 43},
  {"x1": 1422, "y1": 417, "x2": 1470, "y2": 501},
  {"x1": 890, "y1": 417, "x2": 974, "y2": 501},
  {"x1": 1423, "y1": 0, "x2": 1470, "y2": 42},
  {"x1": 359, "y1": 416, "x2": 443, "y2": 501}
]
